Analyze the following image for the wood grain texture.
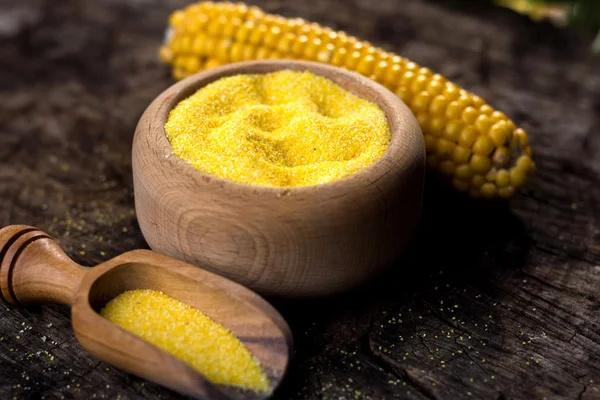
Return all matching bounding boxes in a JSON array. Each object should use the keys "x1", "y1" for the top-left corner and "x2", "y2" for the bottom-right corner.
[
  {"x1": 132, "y1": 60, "x2": 425, "y2": 298},
  {"x1": 1, "y1": 0, "x2": 600, "y2": 399},
  {"x1": 0, "y1": 225, "x2": 292, "y2": 400}
]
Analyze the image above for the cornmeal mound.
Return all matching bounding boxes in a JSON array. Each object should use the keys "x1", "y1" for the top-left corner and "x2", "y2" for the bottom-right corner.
[
  {"x1": 100, "y1": 289, "x2": 269, "y2": 392},
  {"x1": 164, "y1": 69, "x2": 391, "y2": 187}
]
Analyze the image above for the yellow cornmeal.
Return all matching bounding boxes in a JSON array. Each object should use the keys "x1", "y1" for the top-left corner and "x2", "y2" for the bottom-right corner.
[
  {"x1": 164, "y1": 70, "x2": 391, "y2": 187},
  {"x1": 100, "y1": 289, "x2": 269, "y2": 393}
]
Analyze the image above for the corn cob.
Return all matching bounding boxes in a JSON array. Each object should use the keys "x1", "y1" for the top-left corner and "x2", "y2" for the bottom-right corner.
[{"x1": 158, "y1": 1, "x2": 535, "y2": 199}]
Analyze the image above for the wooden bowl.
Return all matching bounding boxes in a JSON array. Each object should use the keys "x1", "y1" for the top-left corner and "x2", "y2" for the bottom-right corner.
[{"x1": 132, "y1": 60, "x2": 425, "y2": 298}]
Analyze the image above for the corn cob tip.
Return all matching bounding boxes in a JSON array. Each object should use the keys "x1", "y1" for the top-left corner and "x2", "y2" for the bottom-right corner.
[{"x1": 158, "y1": 1, "x2": 535, "y2": 199}]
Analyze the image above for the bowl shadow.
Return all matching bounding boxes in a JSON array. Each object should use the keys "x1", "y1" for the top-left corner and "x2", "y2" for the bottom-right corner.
[{"x1": 267, "y1": 178, "x2": 533, "y2": 398}]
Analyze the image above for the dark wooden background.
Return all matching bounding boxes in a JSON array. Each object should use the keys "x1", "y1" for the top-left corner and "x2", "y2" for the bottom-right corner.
[{"x1": 1, "y1": 0, "x2": 600, "y2": 399}]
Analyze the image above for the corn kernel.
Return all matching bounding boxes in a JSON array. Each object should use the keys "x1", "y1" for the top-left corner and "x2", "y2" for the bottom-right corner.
[
  {"x1": 444, "y1": 120, "x2": 463, "y2": 141},
  {"x1": 515, "y1": 128, "x2": 529, "y2": 146},
  {"x1": 384, "y1": 64, "x2": 402, "y2": 87},
  {"x1": 458, "y1": 127, "x2": 478, "y2": 147},
  {"x1": 480, "y1": 105, "x2": 494, "y2": 115},
  {"x1": 495, "y1": 169, "x2": 510, "y2": 187},
  {"x1": 517, "y1": 155, "x2": 533, "y2": 172},
  {"x1": 400, "y1": 71, "x2": 416, "y2": 88},
  {"x1": 489, "y1": 121, "x2": 510, "y2": 146},
  {"x1": 473, "y1": 136, "x2": 495, "y2": 156},
  {"x1": 427, "y1": 80, "x2": 444, "y2": 97},
  {"x1": 509, "y1": 167, "x2": 526, "y2": 187},
  {"x1": 445, "y1": 100, "x2": 466, "y2": 120},
  {"x1": 304, "y1": 37, "x2": 322, "y2": 60},
  {"x1": 444, "y1": 84, "x2": 461, "y2": 100},
  {"x1": 492, "y1": 146, "x2": 510, "y2": 167},
  {"x1": 471, "y1": 174, "x2": 485, "y2": 188},
  {"x1": 356, "y1": 54, "x2": 376, "y2": 76},
  {"x1": 412, "y1": 92, "x2": 432, "y2": 113},
  {"x1": 331, "y1": 47, "x2": 347, "y2": 66},
  {"x1": 470, "y1": 154, "x2": 491, "y2": 174},
  {"x1": 475, "y1": 115, "x2": 492, "y2": 135},
  {"x1": 481, "y1": 183, "x2": 497, "y2": 198},
  {"x1": 429, "y1": 95, "x2": 450, "y2": 117},
  {"x1": 452, "y1": 146, "x2": 471, "y2": 164},
  {"x1": 461, "y1": 107, "x2": 479, "y2": 125},
  {"x1": 455, "y1": 164, "x2": 472, "y2": 180},
  {"x1": 436, "y1": 138, "x2": 455, "y2": 158},
  {"x1": 429, "y1": 118, "x2": 445, "y2": 137},
  {"x1": 396, "y1": 87, "x2": 412, "y2": 105}
]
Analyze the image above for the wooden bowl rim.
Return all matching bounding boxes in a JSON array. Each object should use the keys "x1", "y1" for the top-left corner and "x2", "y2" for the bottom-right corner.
[{"x1": 138, "y1": 59, "x2": 423, "y2": 197}]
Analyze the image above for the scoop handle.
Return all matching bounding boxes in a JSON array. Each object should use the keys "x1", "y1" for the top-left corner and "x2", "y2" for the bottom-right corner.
[{"x1": 0, "y1": 225, "x2": 86, "y2": 306}]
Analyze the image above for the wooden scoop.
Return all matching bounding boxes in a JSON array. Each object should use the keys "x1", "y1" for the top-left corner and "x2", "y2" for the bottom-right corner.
[{"x1": 0, "y1": 224, "x2": 293, "y2": 399}]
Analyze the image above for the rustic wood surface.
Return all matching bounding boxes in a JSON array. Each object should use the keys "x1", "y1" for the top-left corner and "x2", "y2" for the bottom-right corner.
[{"x1": 1, "y1": 0, "x2": 599, "y2": 399}]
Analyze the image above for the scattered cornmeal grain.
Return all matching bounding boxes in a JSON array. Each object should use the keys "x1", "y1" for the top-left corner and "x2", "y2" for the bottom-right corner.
[
  {"x1": 100, "y1": 289, "x2": 269, "y2": 393},
  {"x1": 164, "y1": 70, "x2": 391, "y2": 187}
]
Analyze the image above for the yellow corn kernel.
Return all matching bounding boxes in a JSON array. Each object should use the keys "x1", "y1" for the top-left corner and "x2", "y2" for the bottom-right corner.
[
  {"x1": 304, "y1": 38, "x2": 322, "y2": 60},
  {"x1": 427, "y1": 80, "x2": 444, "y2": 97},
  {"x1": 317, "y1": 43, "x2": 335, "y2": 63},
  {"x1": 489, "y1": 121, "x2": 511, "y2": 146},
  {"x1": 509, "y1": 166, "x2": 527, "y2": 187},
  {"x1": 452, "y1": 146, "x2": 471, "y2": 164},
  {"x1": 471, "y1": 174, "x2": 485, "y2": 188},
  {"x1": 455, "y1": 164, "x2": 472, "y2": 180},
  {"x1": 475, "y1": 115, "x2": 492, "y2": 135},
  {"x1": 492, "y1": 146, "x2": 510, "y2": 167},
  {"x1": 444, "y1": 120, "x2": 463, "y2": 141},
  {"x1": 400, "y1": 71, "x2": 416, "y2": 88},
  {"x1": 384, "y1": 63, "x2": 403, "y2": 87},
  {"x1": 436, "y1": 138, "x2": 455, "y2": 159},
  {"x1": 473, "y1": 136, "x2": 495, "y2": 157},
  {"x1": 458, "y1": 127, "x2": 478, "y2": 147},
  {"x1": 491, "y1": 110, "x2": 507, "y2": 123},
  {"x1": 288, "y1": 34, "x2": 306, "y2": 56},
  {"x1": 480, "y1": 105, "x2": 494, "y2": 115},
  {"x1": 495, "y1": 169, "x2": 510, "y2": 187},
  {"x1": 445, "y1": 99, "x2": 467, "y2": 120},
  {"x1": 444, "y1": 84, "x2": 461, "y2": 101},
  {"x1": 356, "y1": 54, "x2": 376, "y2": 76},
  {"x1": 331, "y1": 47, "x2": 348, "y2": 67},
  {"x1": 372, "y1": 60, "x2": 389, "y2": 83},
  {"x1": 343, "y1": 51, "x2": 360, "y2": 69},
  {"x1": 396, "y1": 87, "x2": 412, "y2": 105},
  {"x1": 428, "y1": 118, "x2": 445, "y2": 137},
  {"x1": 160, "y1": 1, "x2": 535, "y2": 199},
  {"x1": 411, "y1": 92, "x2": 432, "y2": 113},
  {"x1": 461, "y1": 107, "x2": 479, "y2": 125},
  {"x1": 429, "y1": 95, "x2": 450, "y2": 117},
  {"x1": 481, "y1": 183, "x2": 497, "y2": 199},
  {"x1": 470, "y1": 154, "x2": 491, "y2": 174}
]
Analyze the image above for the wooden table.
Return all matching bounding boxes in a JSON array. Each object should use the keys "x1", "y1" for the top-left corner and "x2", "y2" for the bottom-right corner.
[{"x1": 1, "y1": 0, "x2": 599, "y2": 398}]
